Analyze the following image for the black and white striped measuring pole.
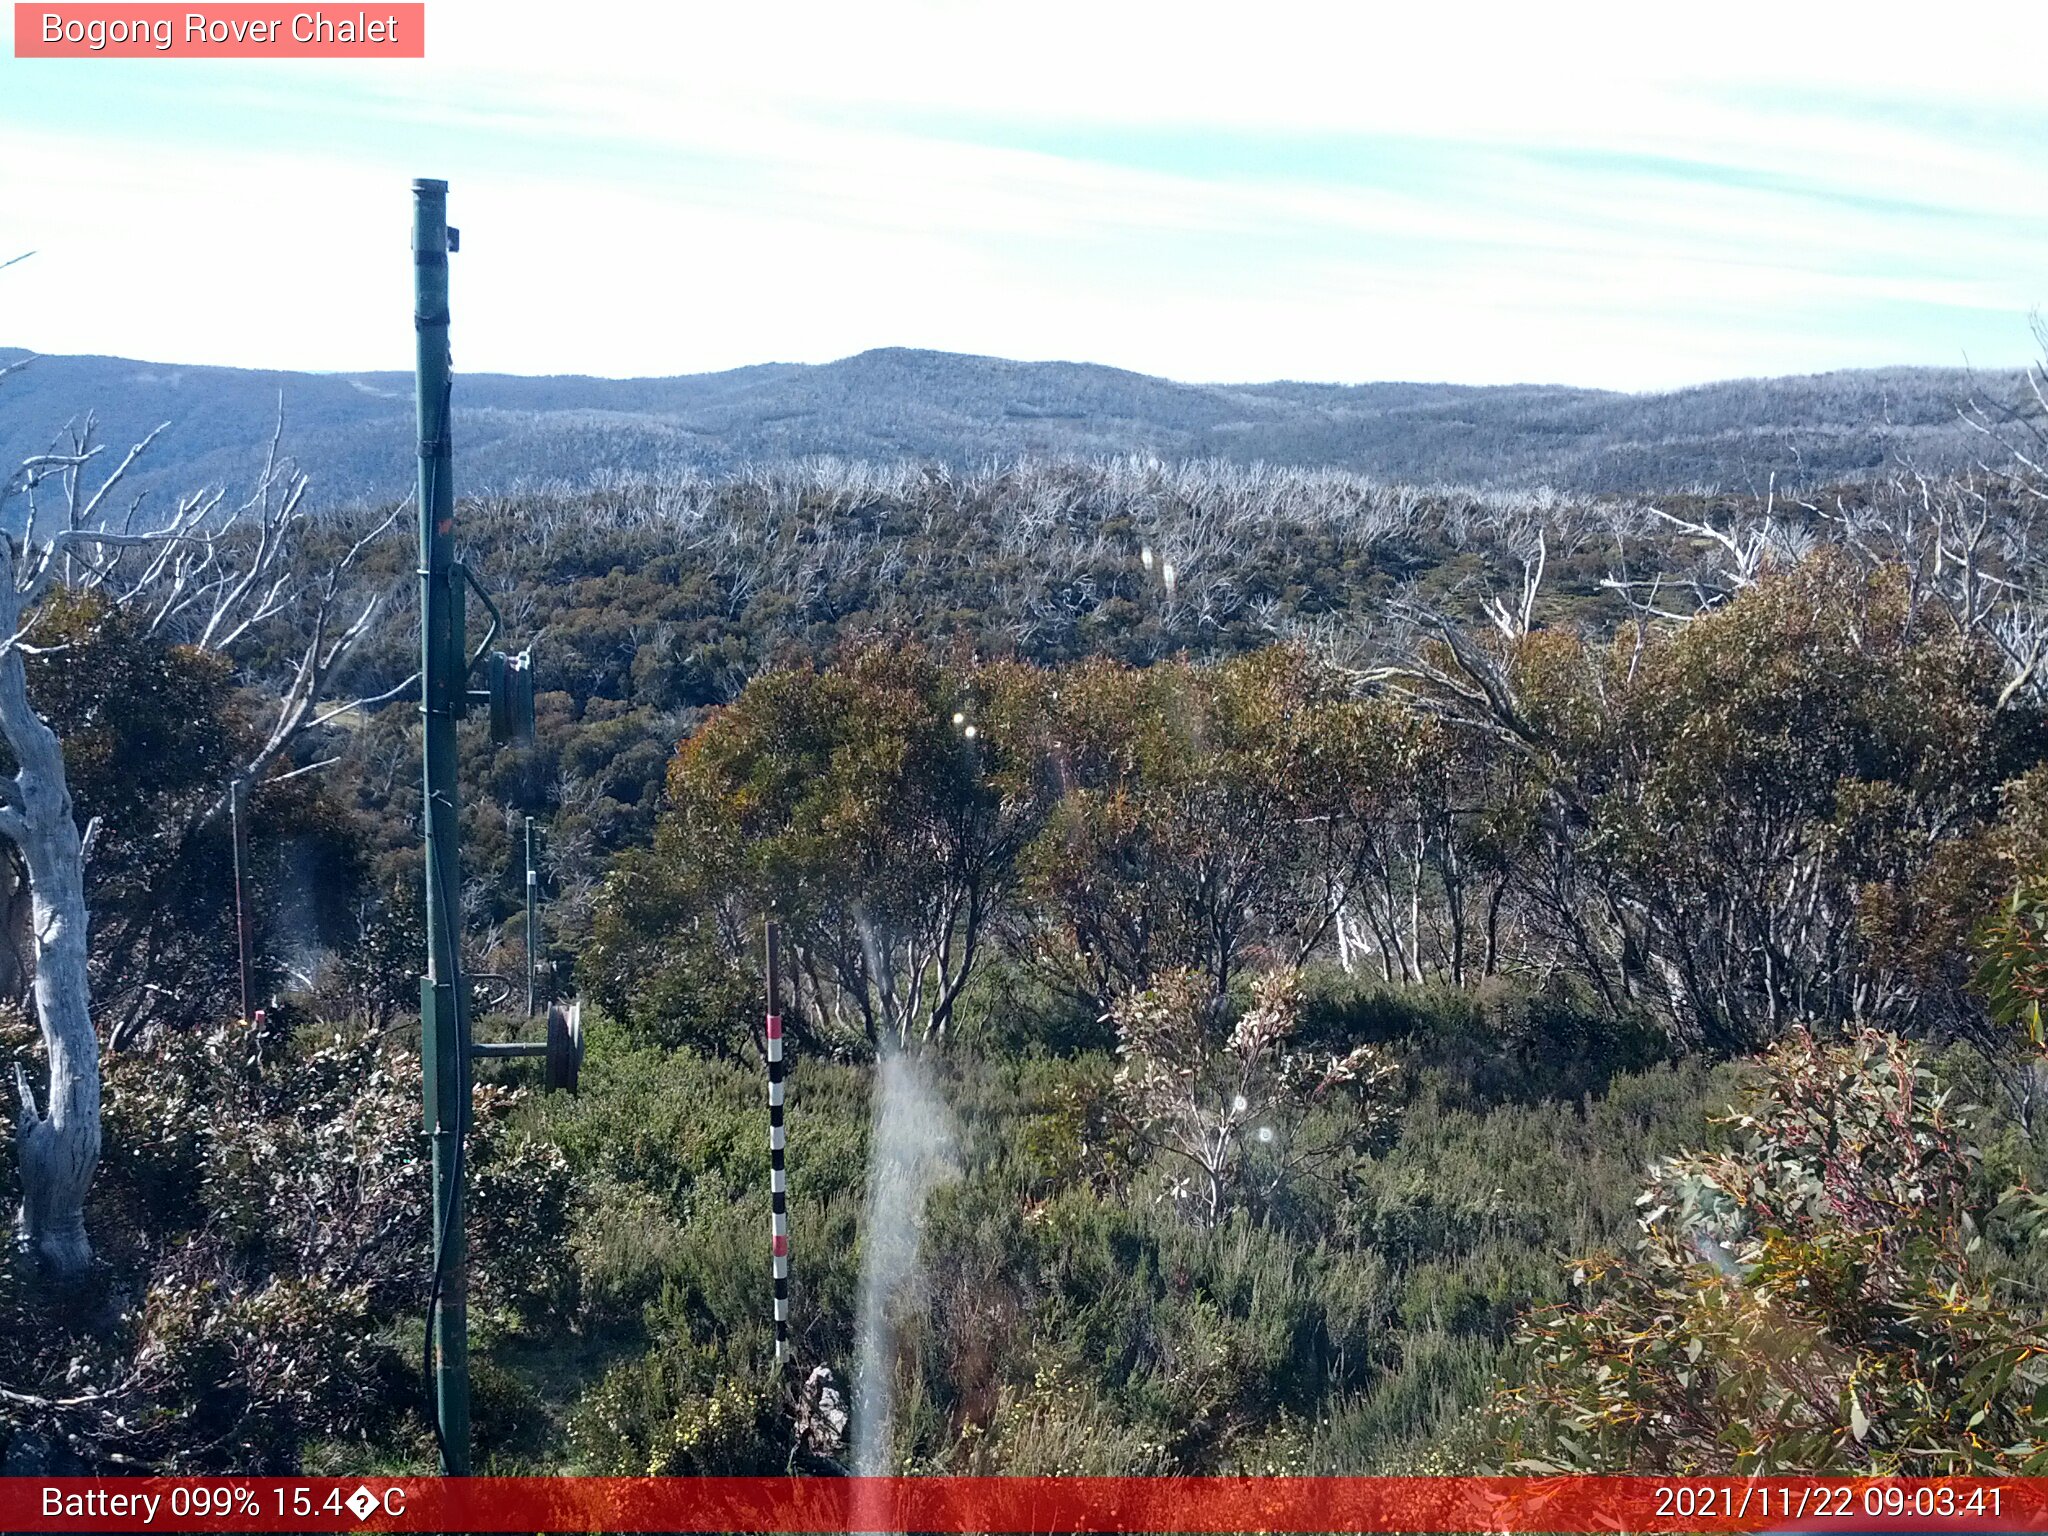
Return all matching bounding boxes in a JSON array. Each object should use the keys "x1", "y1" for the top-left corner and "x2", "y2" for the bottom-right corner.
[{"x1": 766, "y1": 920, "x2": 789, "y2": 1365}]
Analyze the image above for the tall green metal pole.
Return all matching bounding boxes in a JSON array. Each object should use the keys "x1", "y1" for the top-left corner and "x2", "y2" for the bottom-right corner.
[{"x1": 413, "y1": 176, "x2": 469, "y2": 1477}]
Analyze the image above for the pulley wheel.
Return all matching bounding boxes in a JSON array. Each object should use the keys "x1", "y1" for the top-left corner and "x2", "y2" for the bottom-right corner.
[{"x1": 544, "y1": 1000, "x2": 583, "y2": 1094}]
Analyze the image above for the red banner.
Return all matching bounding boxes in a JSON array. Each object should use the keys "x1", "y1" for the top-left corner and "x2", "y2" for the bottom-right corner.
[
  {"x1": 12, "y1": 5, "x2": 424, "y2": 58},
  {"x1": 3, "y1": 1476, "x2": 2047, "y2": 1532}
]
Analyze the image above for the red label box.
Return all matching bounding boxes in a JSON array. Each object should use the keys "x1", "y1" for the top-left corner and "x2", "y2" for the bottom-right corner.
[
  {"x1": 13, "y1": 3, "x2": 425, "y2": 56},
  {"x1": 4, "y1": 1476, "x2": 2048, "y2": 1533}
]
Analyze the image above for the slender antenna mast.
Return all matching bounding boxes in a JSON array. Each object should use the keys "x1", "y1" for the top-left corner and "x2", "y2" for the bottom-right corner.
[
  {"x1": 766, "y1": 919, "x2": 789, "y2": 1365},
  {"x1": 524, "y1": 815, "x2": 538, "y2": 1017},
  {"x1": 229, "y1": 777, "x2": 255, "y2": 1024}
]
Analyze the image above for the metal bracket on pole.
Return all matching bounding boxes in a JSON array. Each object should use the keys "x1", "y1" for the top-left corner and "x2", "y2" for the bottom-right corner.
[{"x1": 471, "y1": 1003, "x2": 581, "y2": 1093}]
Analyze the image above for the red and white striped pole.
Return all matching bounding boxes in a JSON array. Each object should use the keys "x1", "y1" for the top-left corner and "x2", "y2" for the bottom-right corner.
[{"x1": 766, "y1": 920, "x2": 789, "y2": 1366}]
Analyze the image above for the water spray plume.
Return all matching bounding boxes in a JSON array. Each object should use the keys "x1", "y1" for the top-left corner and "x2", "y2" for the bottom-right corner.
[{"x1": 852, "y1": 1049, "x2": 959, "y2": 1479}]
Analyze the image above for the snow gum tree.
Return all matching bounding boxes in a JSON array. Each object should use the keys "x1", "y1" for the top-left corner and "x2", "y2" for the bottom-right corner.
[{"x1": 0, "y1": 380, "x2": 400, "y2": 1274}]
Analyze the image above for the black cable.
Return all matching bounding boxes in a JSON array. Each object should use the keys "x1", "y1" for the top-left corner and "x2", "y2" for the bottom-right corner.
[
  {"x1": 416, "y1": 375, "x2": 468, "y2": 1474},
  {"x1": 421, "y1": 794, "x2": 468, "y2": 1473}
]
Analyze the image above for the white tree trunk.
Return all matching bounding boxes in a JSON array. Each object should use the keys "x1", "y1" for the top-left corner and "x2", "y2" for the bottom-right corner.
[{"x1": 0, "y1": 621, "x2": 99, "y2": 1275}]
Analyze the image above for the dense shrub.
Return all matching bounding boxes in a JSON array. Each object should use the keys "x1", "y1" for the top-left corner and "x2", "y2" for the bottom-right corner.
[
  {"x1": 1487, "y1": 1029, "x2": 2048, "y2": 1473},
  {"x1": 0, "y1": 1012, "x2": 570, "y2": 1472},
  {"x1": 569, "y1": 1348, "x2": 785, "y2": 1475},
  {"x1": 518, "y1": 983, "x2": 1746, "y2": 1475}
]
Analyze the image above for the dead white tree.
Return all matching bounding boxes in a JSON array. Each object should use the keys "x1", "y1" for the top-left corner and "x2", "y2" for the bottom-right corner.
[
  {"x1": 1, "y1": 397, "x2": 405, "y2": 1273},
  {"x1": 1606, "y1": 463, "x2": 2048, "y2": 715},
  {"x1": 1598, "y1": 478, "x2": 1817, "y2": 622}
]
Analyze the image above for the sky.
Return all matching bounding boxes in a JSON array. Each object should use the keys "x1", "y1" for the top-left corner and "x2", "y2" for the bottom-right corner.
[{"x1": 2, "y1": 1, "x2": 2045, "y2": 391}]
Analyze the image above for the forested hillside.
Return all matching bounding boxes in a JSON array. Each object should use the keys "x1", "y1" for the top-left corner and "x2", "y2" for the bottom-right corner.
[
  {"x1": 0, "y1": 387, "x2": 2045, "y2": 1478},
  {"x1": 0, "y1": 345, "x2": 2022, "y2": 509}
]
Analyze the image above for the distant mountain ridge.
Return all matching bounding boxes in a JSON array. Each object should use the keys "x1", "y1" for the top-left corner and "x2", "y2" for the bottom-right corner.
[{"x1": 0, "y1": 345, "x2": 2023, "y2": 507}]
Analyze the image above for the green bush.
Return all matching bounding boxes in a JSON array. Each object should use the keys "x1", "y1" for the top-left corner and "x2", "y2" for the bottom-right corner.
[
  {"x1": 1488, "y1": 1029, "x2": 2048, "y2": 1474},
  {"x1": 0, "y1": 1015, "x2": 570, "y2": 1473},
  {"x1": 568, "y1": 1344, "x2": 784, "y2": 1475}
]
